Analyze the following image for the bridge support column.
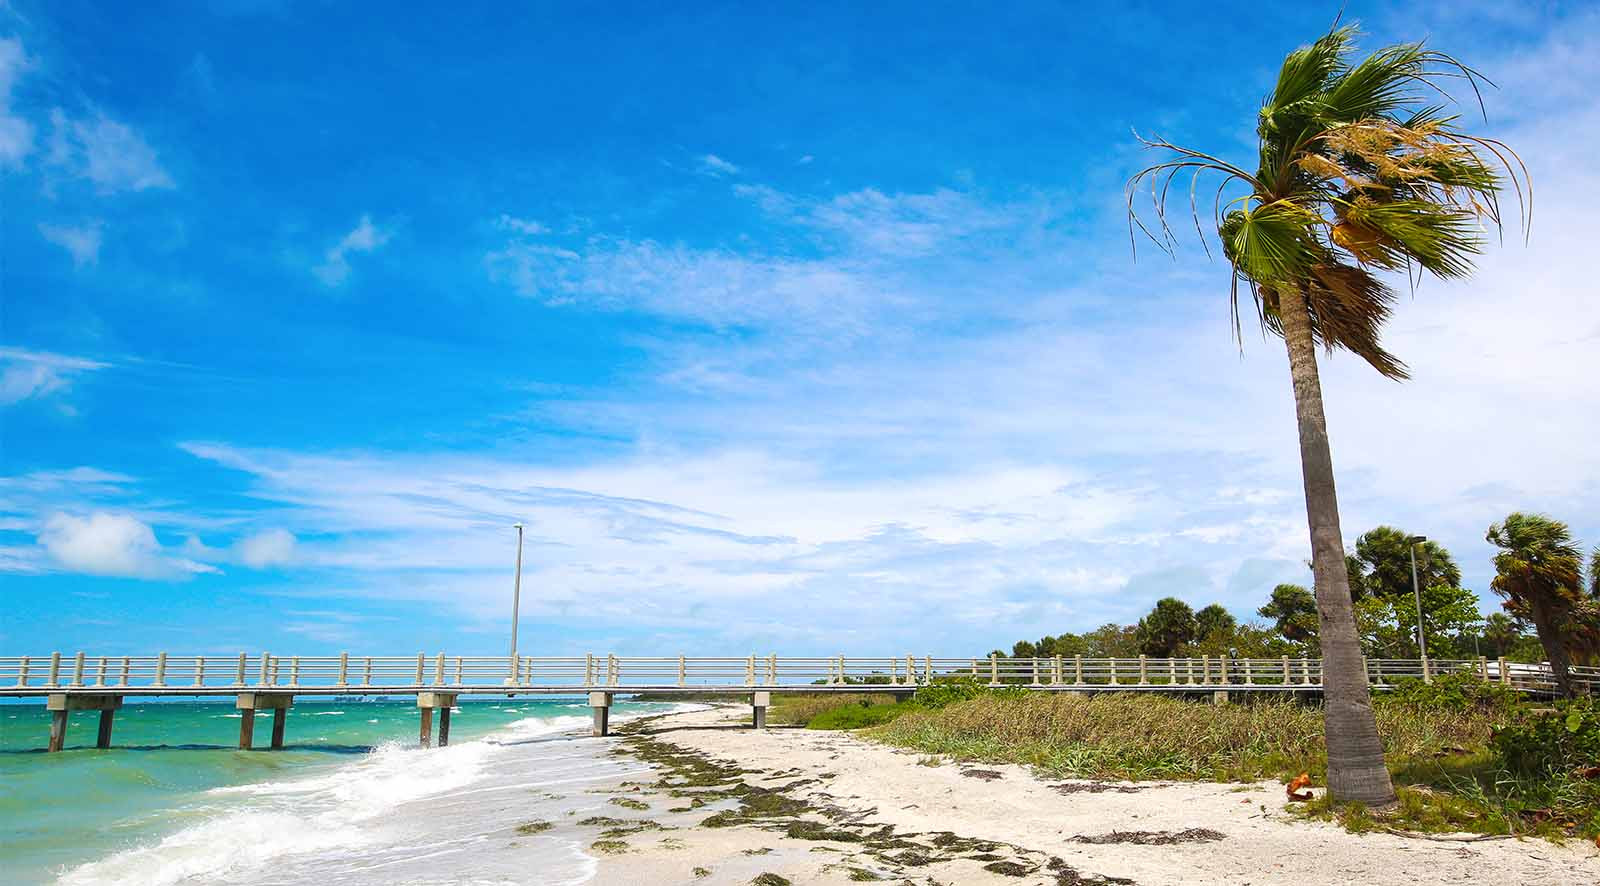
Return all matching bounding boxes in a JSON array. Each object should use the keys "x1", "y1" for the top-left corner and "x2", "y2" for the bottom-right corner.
[
  {"x1": 1212, "y1": 690, "x2": 1230, "y2": 706},
  {"x1": 417, "y1": 692, "x2": 457, "y2": 748},
  {"x1": 589, "y1": 691, "x2": 612, "y2": 737},
  {"x1": 46, "y1": 693, "x2": 122, "y2": 752},
  {"x1": 236, "y1": 692, "x2": 293, "y2": 750},
  {"x1": 752, "y1": 691, "x2": 770, "y2": 729}
]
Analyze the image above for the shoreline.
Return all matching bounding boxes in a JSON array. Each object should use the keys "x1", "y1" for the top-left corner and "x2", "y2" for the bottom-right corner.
[{"x1": 582, "y1": 705, "x2": 1599, "y2": 885}]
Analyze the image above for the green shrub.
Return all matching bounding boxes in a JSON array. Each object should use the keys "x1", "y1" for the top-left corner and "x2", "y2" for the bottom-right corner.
[
  {"x1": 770, "y1": 693, "x2": 900, "y2": 725},
  {"x1": 1378, "y1": 673, "x2": 1520, "y2": 714},
  {"x1": 806, "y1": 703, "x2": 911, "y2": 730},
  {"x1": 912, "y1": 678, "x2": 989, "y2": 709},
  {"x1": 1492, "y1": 696, "x2": 1600, "y2": 776}
]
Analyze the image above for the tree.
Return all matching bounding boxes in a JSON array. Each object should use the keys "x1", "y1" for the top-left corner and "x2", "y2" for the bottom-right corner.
[
  {"x1": 1195, "y1": 604, "x2": 1237, "y2": 643},
  {"x1": 1011, "y1": 640, "x2": 1038, "y2": 659},
  {"x1": 1260, "y1": 583, "x2": 1319, "y2": 647},
  {"x1": 1350, "y1": 527, "x2": 1462, "y2": 602},
  {"x1": 1130, "y1": 26, "x2": 1525, "y2": 806},
  {"x1": 1486, "y1": 513, "x2": 1585, "y2": 696},
  {"x1": 1482, "y1": 612, "x2": 1523, "y2": 659},
  {"x1": 1136, "y1": 597, "x2": 1198, "y2": 656}
]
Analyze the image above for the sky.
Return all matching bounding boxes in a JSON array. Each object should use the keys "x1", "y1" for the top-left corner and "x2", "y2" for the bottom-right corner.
[{"x1": 1, "y1": 1, "x2": 1596, "y2": 659}]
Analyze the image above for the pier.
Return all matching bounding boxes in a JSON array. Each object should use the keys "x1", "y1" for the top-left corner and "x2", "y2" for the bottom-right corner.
[{"x1": 5, "y1": 653, "x2": 1593, "y2": 751}]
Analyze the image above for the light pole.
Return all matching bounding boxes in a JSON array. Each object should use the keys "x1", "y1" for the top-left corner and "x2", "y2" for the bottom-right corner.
[
  {"x1": 509, "y1": 523, "x2": 525, "y2": 681},
  {"x1": 1408, "y1": 534, "x2": 1428, "y2": 677}
]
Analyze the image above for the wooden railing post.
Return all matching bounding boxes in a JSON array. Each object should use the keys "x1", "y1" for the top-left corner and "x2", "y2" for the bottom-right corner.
[
  {"x1": 1138, "y1": 655, "x2": 1148, "y2": 686},
  {"x1": 1032, "y1": 657, "x2": 1041, "y2": 686},
  {"x1": 1167, "y1": 658, "x2": 1176, "y2": 685},
  {"x1": 1186, "y1": 658, "x2": 1194, "y2": 685},
  {"x1": 989, "y1": 653, "x2": 999, "y2": 686},
  {"x1": 768, "y1": 654, "x2": 777, "y2": 685},
  {"x1": 95, "y1": 656, "x2": 107, "y2": 686},
  {"x1": 455, "y1": 657, "x2": 464, "y2": 685},
  {"x1": 1074, "y1": 654, "x2": 1084, "y2": 686},
  {"x1": 235, "y1": 652, "x2": 247, "y2": 686},
  {"x1": 364, "y1": 656, "x2": 373, "y2": 685},
  {"x1": 585, "y1": 654, "x2": 595, "y2": 686},
  {"x1": 906, "y1": 654, "x2": 915, "y2": 686},
  {"x1": 677, "y1": 655, "x2": 686, "y2": 687},
  {"x1": 924, "y1": 655, "x2": 932, "y2": 685},
  {"x1": 1300, "y1": 657, "x2": 1311, "y2": 686},
  {"x1": 1282, "y1": 655, "x2": 1291, "y2": 685},
  {"x1": 17, "y1": 656, "x2": 29, "y2": 688},
  {"x1": 155, "y1": 652, "x2": 168, "y2": 687},
  {"x1": 1498, "y1": 656, "x2": 1510, "y2": 685},
  {"x1": 337, "y1": 653, "x2": 349, "y2": 687},
  {"x1": 72, "y1": 651, "x2": 87, "y2": 686},
  {"x1": 291, "y1": 656, "x2": 301, "y2": 686},
  {"x1": 433, "y1": 653, "x2": 444, "y2": 686},
  {"x1": 1243, "y1": 658, "x2": 1253, "y2": 686},
  {"x1": 1054, "y1": 654, "x2": 1063, "y2": 686},
  {"x1": 1218, "y1": 655, "x2": 1228, "y2": 685},
  {"x1": 259, "y1": 652, "x2": 271, "y2": 686},
  {"x1": 1200, "y1": 654, "x2": 1209, "y2": 685},
  {"x1": 49, "y1": 651, "x2": 61, "y2": 687},
  {"x1": 1108, "y1": 658, "x2": 1117, "y2": 686},
  {"x1": 414, "y1": 653, "x2": 425, "y2": 685},
  {"x1": 195, "y1": 657, "x2": 206, "y2": 687},
  {"x1": 746, "y1": 655, "x2": 755, "y2": 687}
]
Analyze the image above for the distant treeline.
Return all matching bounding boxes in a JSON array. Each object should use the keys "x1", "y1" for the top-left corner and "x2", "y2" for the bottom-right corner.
[{"x1": 992, "y1": 519, "x2": 1600, "y2": 670}]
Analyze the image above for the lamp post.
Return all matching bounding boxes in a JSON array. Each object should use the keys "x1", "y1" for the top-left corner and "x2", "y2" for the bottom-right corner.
[
  {"x1": 1408, "y1": 534, "x2": 1429, "y2": 681},
  {"x1": 509, "y1": 523, "x2": 525, "y2": 684}
]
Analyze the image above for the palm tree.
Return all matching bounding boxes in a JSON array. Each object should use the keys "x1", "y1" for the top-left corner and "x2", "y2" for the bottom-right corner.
[
  {"x1": 1128, "y1": 26, "x2": 1527, "y2": 806},
  {"x1": 1486, "y1": 513, "x2": 1584, "y2": 696}
]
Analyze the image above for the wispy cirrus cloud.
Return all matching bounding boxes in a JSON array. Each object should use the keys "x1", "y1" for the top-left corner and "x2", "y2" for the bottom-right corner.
[
  {"x1": 0, "y1": 347, "x2": 108, "y2": 406},
  {"x1": 46, "y1": 108, "x2": 174, "y2": 193},
  {"x1": 38, "y1": 219, "x2": 105, "y2": 267},
  {"x1": 0, "y1": 36, "x2": 34, "y2": 168},
  {"x1": 313, "y1": 214, "x2": 393, "y2": 286}
]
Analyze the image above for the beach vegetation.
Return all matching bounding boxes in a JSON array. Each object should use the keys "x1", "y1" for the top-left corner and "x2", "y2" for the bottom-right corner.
[
  {"x1": 868, "y1": 682, "x2": 1600, "y2": 841},
  {"x1": 1129, "y1": 21, "x2": 1529, "y2": 807}
]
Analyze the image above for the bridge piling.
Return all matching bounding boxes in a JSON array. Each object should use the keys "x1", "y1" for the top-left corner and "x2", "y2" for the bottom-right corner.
[
  {"x1": 46, "y1": 693, "x2": 121, "y2": 751},
  {"x1": 752, "y1": 691, "x2": 770, "y2": 729},
  {"x1": 589, "y1": 691, "x2": 612, "y2": 736},
  {"x1": 236, "y1": 692, "x2": 292, "y2": 750},
  {"x1": 417, "y1": 692, "x2": 456, "y2": 748}
]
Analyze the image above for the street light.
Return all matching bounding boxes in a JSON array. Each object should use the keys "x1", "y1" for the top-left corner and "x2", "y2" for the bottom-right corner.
[
  {"x1": 1408, "y1": 535, "x2": 1428, "y2": 666},
  {"x1": 510, "y1": 523, "x2": 525, "y2": 663}
]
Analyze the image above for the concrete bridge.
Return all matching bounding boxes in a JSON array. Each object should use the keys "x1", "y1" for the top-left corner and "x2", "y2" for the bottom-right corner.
[{"x1": 4, "y1": 652, "x2": 1592, "y2": 752}]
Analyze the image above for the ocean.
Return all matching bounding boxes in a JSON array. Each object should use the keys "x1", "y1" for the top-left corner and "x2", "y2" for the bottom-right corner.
[{"x1": 0, "y1": 697, "x2": 690, "y2": 885}]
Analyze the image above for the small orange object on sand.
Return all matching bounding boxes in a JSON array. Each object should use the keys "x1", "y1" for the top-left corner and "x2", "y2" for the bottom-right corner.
[{"x1": 1286, "y1": 773, "x2": 1314, "y2": 801}]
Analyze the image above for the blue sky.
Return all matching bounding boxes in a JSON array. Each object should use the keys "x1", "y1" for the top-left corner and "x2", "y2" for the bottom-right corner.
[{"x1": 2, "y1": 1, "x2": 1597, "y2": 658}]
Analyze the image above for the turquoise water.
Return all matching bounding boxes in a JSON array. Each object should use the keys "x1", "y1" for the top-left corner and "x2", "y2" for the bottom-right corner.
[{"x1": 0, "y1": 697, "x2": 678, "y2": 884}]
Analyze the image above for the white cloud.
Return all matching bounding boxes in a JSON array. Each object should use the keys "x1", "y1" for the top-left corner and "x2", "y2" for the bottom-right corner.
[
  {"x1": 236, "y1": 528, "x2": 297, "y2": 568},
  {"x1": 38, "y1": 511, "x2": 217, "y2": 579},
  {"x1": 0, "y1": 36, "x2": 34, "y2": 168},
  {"x1": 495, "y1": 214, "x2": 547, "y2": 235},
  {"x1": 698, "y1": 153, "x2": 739, "y2": 176},
  {"x1": 47, "y1": 109, "x2": 174, "y2": 193},
  {"x1": 313, "y1": 214, "x2": 392, "y2": 286},
  {"x1": 38, "y1": 220, "x2": 105, "y2": 267},
  {"x1": 0, "y1": 347, "x2": 107, "y2": 406}
]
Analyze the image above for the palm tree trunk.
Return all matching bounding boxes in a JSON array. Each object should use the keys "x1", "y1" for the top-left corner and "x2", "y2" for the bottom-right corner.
[
  {"x1": 1276, "y1": 283, "x2": 1396, "y2": 807},
  {"x1": 1528, "y1": 600, "x2": 1574, "y2": 697}
]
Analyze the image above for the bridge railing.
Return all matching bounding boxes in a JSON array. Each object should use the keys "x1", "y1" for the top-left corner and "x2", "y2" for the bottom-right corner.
[{"x1": 0, "y1": 653, "x2": 1591, "y2": 694}]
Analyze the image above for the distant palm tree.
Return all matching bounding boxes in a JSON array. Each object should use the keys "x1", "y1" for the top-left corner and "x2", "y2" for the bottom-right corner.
[
  {"x1": 1129, "y1": 26, "x2": 1527, "y2": 807},
  {"x1": 1487, "y1": 513, "x2": 1585, "y2": 696}
]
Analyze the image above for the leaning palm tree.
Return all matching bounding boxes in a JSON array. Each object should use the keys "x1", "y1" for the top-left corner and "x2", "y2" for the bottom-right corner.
[
  {"x1": 1128, "y1": 26, "x2": 1527, "y2": 806},
  {"x1": 1486, "y1": 513, "x2": 1585, "y2": 695}
]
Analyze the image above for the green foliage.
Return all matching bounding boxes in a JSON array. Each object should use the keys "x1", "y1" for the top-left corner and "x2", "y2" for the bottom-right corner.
[
  {"x1": 1352, "y1": 527, "x2": 1462, "y2": 602},
  {"x1": 912, "y1": 678, "x2": 989, "y2": 709},
  {"x1": 1135, "y1": 597, "x2": 1197, "y2": 656},
  {"x1": 805, "y1": 702, "x2": 912, "y2": 730},
  {"x1": 1195, "y1": 603, "x2": 1237, "y2": 641},
  {"x1": 1259, "y1": 583, "x2": 1318, "y2": 648},
  {"x1": 1376, "y1": 674, "x2": 1519, "y2": 714},
  {"x1": 769, "y1": 693, "x2": 899, "y2": 726},
  {"x1": 1492, "y1": 697, "x2": 1600, "y2": 776}
]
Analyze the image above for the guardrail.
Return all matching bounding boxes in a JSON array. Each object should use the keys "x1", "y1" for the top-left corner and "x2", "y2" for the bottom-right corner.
[{"x1": 2, "y1": 652, "x2": 1593, "y2": 696}]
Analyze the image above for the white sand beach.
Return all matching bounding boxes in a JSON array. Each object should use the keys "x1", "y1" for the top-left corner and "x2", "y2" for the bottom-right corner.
[{"x1": 589, "y1": 705, "x2": 1599, "y2": 886}]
